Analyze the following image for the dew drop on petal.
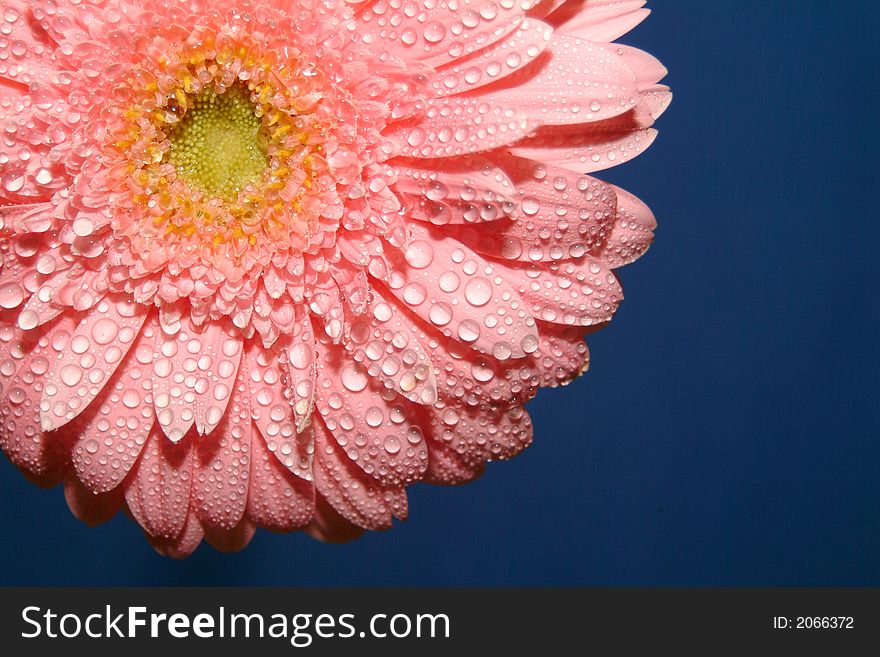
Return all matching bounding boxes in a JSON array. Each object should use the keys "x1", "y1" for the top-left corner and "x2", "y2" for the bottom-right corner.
[
  {"x1": 464, "y1": 277, "x2": 492, "y2": 307},
  {"x1": 423, "y1": 23, "x2": 446, "y2": 44},
  {"x1": 341, "y1": 363, "x2": 369, "y2": 392},
  {"x1": 0, "y1": 282, "x2": 24, "y2": 309}
]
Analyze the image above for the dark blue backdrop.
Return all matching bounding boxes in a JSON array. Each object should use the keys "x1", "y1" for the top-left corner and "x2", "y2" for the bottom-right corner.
[{"x1": 2, "y1": 1, "x2": 878, "y2": 586}]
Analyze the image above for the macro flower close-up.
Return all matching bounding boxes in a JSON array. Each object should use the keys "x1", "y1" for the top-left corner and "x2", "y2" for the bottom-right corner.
[{"x1": 0, "y1": 0, "x2": 669, "y2": 557}]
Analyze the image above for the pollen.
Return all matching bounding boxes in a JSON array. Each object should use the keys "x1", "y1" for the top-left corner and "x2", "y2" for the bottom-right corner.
[
  {"x1": 113, "y1": 43, "x2": 328, "y2": 262},
  {"x1": 167, "y1": 83, "x2": 269, "y2": 198}
]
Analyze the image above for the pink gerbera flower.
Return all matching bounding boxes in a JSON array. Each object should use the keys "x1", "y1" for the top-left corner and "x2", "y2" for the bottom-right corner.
[{"x1": 0, "y1": 0, "x2": 669, "y2": 556}]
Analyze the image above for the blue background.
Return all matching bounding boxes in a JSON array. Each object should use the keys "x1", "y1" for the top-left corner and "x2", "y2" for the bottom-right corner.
[{"x1": 2, "y1": 1, "x2": 878, "y2": 585}]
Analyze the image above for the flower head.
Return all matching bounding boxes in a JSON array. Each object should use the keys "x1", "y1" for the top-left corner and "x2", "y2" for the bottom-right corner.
[{"x1": 0, "y1": 0, "x2": 669, "y2": 556}]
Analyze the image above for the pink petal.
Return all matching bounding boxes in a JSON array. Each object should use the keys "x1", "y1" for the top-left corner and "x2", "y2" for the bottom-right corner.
[
  {"x1": 151, "y1": 325, "x2": 197, "y2": 444},
  {"x1": 124, "y1": 426, "x2": 193, "y2": 540},
  {"x1": 332, "y1": 265, "x2": 371, "y2": 316},
  {"x1": 386, "y1": 222, "x2": 539, "y2": 359},
  {"x1": 357, "y1": 0, "x2": 534, "y2": 68},
  {"x1": 447, "y1": 156, "x2": 617, "y2": 262},
  {"x1": 306, "y1": 277, "x2": 346, "y2": 343},
  {"x1": 203, "y1": 519, "x2": 256, "y2": 553},
  {"x1": 284, "y1": 312, "x2": 319, "y2": 433},
  {"x1": 401, "y1": 193, "x2": 502, "y2": 228},
  {"x1": 616, "y1": 45, "x2": 669, "y2": 85},
  {"x1": 151, "y1": 318, "x2": 243, "y2": 442},
  {"x1": 63, "y1": 269, "x2": 108, "y2": 315},
  {"x1": 193, "y1": 322, "x2": 243, "y2": 436},
  {"x1": 638, "y1": 85, "x2": 672, "y2": 121},
  {"x1": 71, "y1": 316, "x2": 157, "y2": 493},
  {"x1": 0, "y1": 316, "x2": 79, "y2": 481},
  {"x1": 0, "y1": 106, "x2": 60, "y2": 203},
  {"x1": 247, "y1": 340, "x2": 313, "y2": 480},
  {"x1": 63, "y1": 474, "x2": 123, "y2": 527},
  {"x1": 429, "y1": 18, "x2": 553, "y2": 97},
  {"x1": 530, "y1": 322, "x2": 590, "y2": 387},
  {"x1": 594, "y1": 185, "x2": 657, "y2": 268},
  {"x1": 0, "y1": 77, "x2": 25, "y2": 95},
  {"x1": 192, "y1": 366, "x2": 252, "y2": 530},
  {"x1": 17, "y1": 269, "x2": 71, "y2": 331},
  {"x1": 497, "y1": 257, "x2": 623, "y2": 326},
  {"x1": 425, "y1": 402, "x2": 534, "y2": 465},
  {"x1": 246, "y1": 431, "x2": 315, "y2": 532},
  {"x1": 423, "y1": 436, "x2": 485, "y2": 485},
  {"x1": 509, "y1": 123, "x2": 658, "y2": 174},
  {"x1": 0, "y1": 270, "x2": 31, "y2": 312},
  {"x1": 312, "y1": 416, "x2": 408, "y2": 530},
  {"x1": 550, "y1": 0, "x2": 649, "y2": 43},
  {"x1": 345, "y1": 285, "x2": 535, "y2": 406},
  {"x1": 344, "y1": 285, "x2": 438, "y2": 406},
  {"x1": 474, "y1": 35, "x2": 639, "y2": 127},
  {"x1": 0, "y1": 202, "x2": 53, "y2": 233},
  {"x1": 39, "y1": 296, "x2": 148, "y2": 431},
  {"x1": 314, "y1": 340, "x2": 428, "y2": 487},
  {"x1": 395, "y1": 155, "x2": 516, "y2": 209},
  {"x1": 396, "y1": 154, "x2": 515, "y2": 227},
  {"x1": 305, "y1": 496, "x2": 364, "y2": 544},
  {"x1": 417, "y1": 319, "x2": 538, "y2": 406},
  {"x1": 388, "y1": 96, "x2": 535, "y2": 158},
  {"x1": 147, "y1": 511, "x2": 204, "y2": 559}
]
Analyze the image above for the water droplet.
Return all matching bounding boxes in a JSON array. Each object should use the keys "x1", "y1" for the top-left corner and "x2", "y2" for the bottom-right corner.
[
  {"x1": 384, "y1": 435, "x2": 401, "y2": 454},
  {"x1": 91, "y1": 318, "x2": 119, "y2": 345},
  {"x1": 457, "y1": 319, "x2": 481, "y2": 342},
  {"x1": 522, "y1": 197, "x2": 540, "y2": 215},
  {"x1": 464, "y1": 277, "x2": 492, "y2": 307},
  {"x1": 424, "y1": 23, "x2": 446, "y2": 44},
  {"x1": 0, "y1": 281, "x2": 23, "y2": 309},
  {"x1": 60, "y1": 364, "x2": 83, "y2": 386},
  {"x1": 404, "y1": 240, "x2": 434, "y2": 269},
  {"x1": 341, "y1": 363, "x2": 369, "y2": 392}
]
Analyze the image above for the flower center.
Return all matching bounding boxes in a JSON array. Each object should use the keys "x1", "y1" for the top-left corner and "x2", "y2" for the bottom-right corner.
[
  {"x1": 105, "y1": 36, "x2": 341, "y2": 286},
  {"x1": 166, "y1": 83, "x2": 269, "y2": 199}
]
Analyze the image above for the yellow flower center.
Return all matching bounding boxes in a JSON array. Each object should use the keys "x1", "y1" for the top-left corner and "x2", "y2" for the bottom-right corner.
[
  {"x1": 166, "y1": 83, "x2": 269, "y2": 198},
  {"x1": 111, "y1": 44, "x2": 330, "y2": 256}
]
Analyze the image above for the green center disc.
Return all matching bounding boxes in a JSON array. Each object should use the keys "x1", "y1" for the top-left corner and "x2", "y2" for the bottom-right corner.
[{"x1": 167, "y1": 83, "x2": 269, "y2": 198}]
